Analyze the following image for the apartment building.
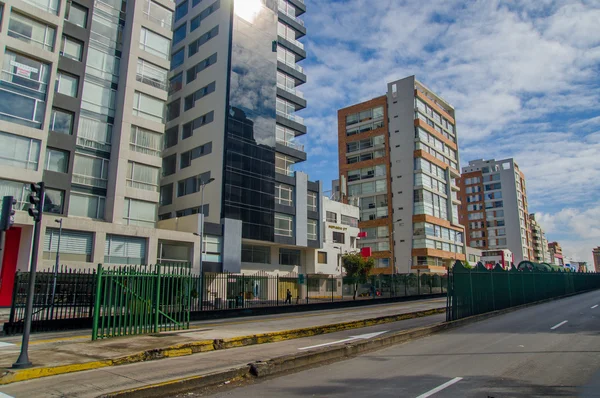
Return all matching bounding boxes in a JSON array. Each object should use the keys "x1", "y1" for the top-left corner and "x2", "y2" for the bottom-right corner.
[
  {"x1": 548, "y1": 241, "x2": 564, "y2": 266},
  {"x1": 594, "y1": 247, "x2": 600, "y2": 273},
  {"x1": 157, "y1": 0, "x2": 319, "y2": 275},
  {"x1": 529, "y1": 213, "x2": 551, "y2": 263},
  {"x1": 459, "y1": 158, "x2": 533, "y2": 264},
  {"x1": 0, "y1": 0, "x2": 206, "y2": 307},
  {"x1": 337, "y1": 76, "x2": 466, "y2": 275}
]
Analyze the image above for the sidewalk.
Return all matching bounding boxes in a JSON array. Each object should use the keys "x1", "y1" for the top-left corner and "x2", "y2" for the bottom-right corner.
[{"x1": 0, "y1": 298, "x2": 445, "y2": 387}]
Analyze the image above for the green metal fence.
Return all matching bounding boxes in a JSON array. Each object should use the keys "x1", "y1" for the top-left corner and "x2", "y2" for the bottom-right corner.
[
  {"x1": 447, "y1": 261, "x2": 600, "y2": 321},
  {"x1": 92, "y1": 264, "x2": 192, "y2": 340}
]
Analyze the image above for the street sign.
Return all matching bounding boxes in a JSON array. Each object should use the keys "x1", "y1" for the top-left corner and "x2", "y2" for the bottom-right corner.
[{"x1": 298, "y1": 274, "x2": 305, "y2": 284}]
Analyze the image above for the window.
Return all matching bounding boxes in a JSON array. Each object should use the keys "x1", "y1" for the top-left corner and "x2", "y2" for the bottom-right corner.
[
  {"x1": 86, "y1": 47, "x2": 120, "y2": 83},
  {"x1": 55, "y1": 72, "x2": 79, "y2": 97},
  {"x1": 123, "y1": 198, "x2": 157, "y2": 227},
  {"x1": 279, "y1": 248, "x2": 300, "y2": 266},
  {"x1": 177, "y1": 172, "x2": 211, "y2": 196},
  {"x1": 139, "y1": 27, "x2": 171, "y2": 59},
  {"x1": 130, "y1": 126, "x2": 163, "y2": 157},
  {"x1": 275, "y1": 213, "x2": 293, "y2": 237},
  {"x1": 44, "y1": 188, "x2": 64, "y2": 214},
  {"x1": 133, "y1": 91, "x2": 165, "y2": 123},
  {"x1": 0, "y1": 131, "x2": 41, "y2": 170},
  {"x1": 142, "y1": 0, "x2": 172, "y2": 28},
  {"x1": 8, "y1": 12, "x2": 56, "y2": 51},
  {"x1": 190, "y1": 0, "x2": 220, "y2": 31},
  {"x1": 188, "y1": 25, "x2": 219, "y2": 57},
  {"x1": 166, "y1": 98, "x2": 180, "y2": 122},
  {"x1": 242, "y1": 244, "x2": 271, "y2": 264},
  {"x1": 45, "y1": 148, "x2": 69, "y2": 173},
  {"x1": 202, "y1": 235, "x2": 222, "y2": 262},
  {"x1": 175, "y1": 205, "x2": 208, "y2": 218},
  {"x1": 275, "y1": 183, "x2": 293, "y2": 206},
  {"x1": 275, "y1": 154, "x2": 295, "y2": 176},
  {"x1": 186, "y1": 53, "x2": 217, "y2": 82},
  {"x1": 44, "y1": 229, "x2": 93, "y2": 262},
  {"x1": 105, "y1": 235, "x2": 147, "y2": 264},
  {"x1": 173, "y1": 23, "x2": 186, "y2": 46},
  {"x1": 307, "y1": 219, "x2": 318, "y2": 240},
  {"x1": 81, "y1": 80, "x2": 115, "y2": 116},
  {"x1": 0, "y1": 51, "x2": 51, "y2": 129},
  {"x1": 169, "y1": 73, "x2": 183, "y2": 94},
  {"x1": 180, "y1": 142, "x2": 212, "y2": 168},
  {"x1": 171, "y1": 48, "x2": 184, "y2": 70},
  {"x1": 0, "y1": 179, "x2": 30, "y2": 210},
  {"x1": 68, "y1": 192, "x2": 105, "y2": 219},
  {"x1": 326, "y1": 211, "x2": 337, "y2": 223},
  {"x1": 307, "y1": 192, "x2": 317, "y2": 212},
  {"x1": 65, "y1": 2, "x2": 88, "y2": 27},
  {"x1": 49, "y1": 108, "x2": 74, "y2": 134},
  {"x1": 72, "y1": 154, "x2": 109, "y2": 188},
  {"x1": 175, "y1": 0, "x2": 188, "y2": 21},
  {"x1": 333, "y1": 231, "x2": 345, "y2": 244},
  {"x1": 182, "y1": 111, "x2": 214, "y2": 138},
  {"x1": 318, "y1": 251, "x2": 327, "y2": 264},
  {"x1": 136, "y1": 59, "x2": 168, "y2": 90},
  {"x1": 164, "y1": 126, "x2": 178, "y2": 149},
  {"x1": 159, "y1": 184, "x2": 173, "y2": 206},
  {"x1": 376, "y1": 258, "x2": 390, "y2": 268},
  {"x1": 162, "y1": 154, "x2": 176, "y2": 176},
  {"x1": 341, "y1": 215, "x2": 358, "y2": 227},
  {"x1": 184, "y1": 82, "x2": 216, "y2": 111},
  {"x1": 157, "y1": 241, "x2": 190, "y2": 264},
  {"x1": 61, "y1": 36, "x2": 83, "y2": 61},
  {"x1": 77, "y1": 115, "x2": 112, "y2": 152},
  {"x1": 126, "y1": 161, "x2": 159, "y2": 191}
]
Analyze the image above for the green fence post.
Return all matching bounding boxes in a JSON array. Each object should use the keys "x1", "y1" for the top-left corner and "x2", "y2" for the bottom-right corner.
[
  {"x1": 469, "y1": 268, "x2": 475, "y2": 317},
  {"x1": 417, "y1": 270, "x2": 421, "y2": 295},
  {"x1": 490, "y1": 269, "x2": 496, "y2": 311},
  {"x1": 92, "y1": 264, "x2": 103, "y2": 341},
  {"x1": 154, "y1": 264, "x2": 161, "y2": 333}
]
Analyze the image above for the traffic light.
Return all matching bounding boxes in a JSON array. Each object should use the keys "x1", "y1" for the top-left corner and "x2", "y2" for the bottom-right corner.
[
  {"x1": 27, "y1": 182, "x2": 45, "y2": 222},
  {"x1": 0, "y1": 196, "x2": 17, "y2": 231}
]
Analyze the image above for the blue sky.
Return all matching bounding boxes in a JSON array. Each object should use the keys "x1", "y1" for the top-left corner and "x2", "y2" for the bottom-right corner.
[{"x1": 293, "y1": 0, "x2": 600, "y2": 264}]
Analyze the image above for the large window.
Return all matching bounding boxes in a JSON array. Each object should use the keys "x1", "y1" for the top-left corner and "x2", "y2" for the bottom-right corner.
[
  {"x1": 8, "y1": 12, "x2": 56, "y2": 51},
  {"x1": 173, "y1": 24, "x2": 186, "y2": 46},
  {"x1": 50, "y1": 108, "x2": 74, "y2": 134},
  {"x1": 133, "y1": 91, "x2": 165, "y2": 123},
  {"x1": 184, "y1": 82, "x2": 216, "y2": 111},
  {"x1": 77, "y1": 115, "x2": 113, "y2": 152},
  {"x1": 174, "y1": 0, "x2": 188, "y2": 22},
  {"x1": 279, "y1": 248, "x2": 301, "y2": 266},
  {"x1": 130, "y1": 126, "x2": 163, "y2": 157},
  {"x1": 123, "y1": 198, "x2": 156, "y2": 227},
  {"x1": 189, "y1": 0, "x2": 220, "y2": 31},
  {"x1": 86, "y1": 47, "x2": 120, "y2": 83},
  {"x1": 202, "y1": 235, "x2": 222, "y2": 262},
  {"x1": 341, "y1": 215, "x2": 358, "y2": 227},
  {"x1": 333, "y1": 231, "x2": 345, "y2": 244},
  {"x1": 188, "y1": 25, "x2": 219, "y2": 57},
  {"x1": 275, "y1": 183, "x2": 293, "y2": 206},
  {"x1": 171, "y1": 48, "x2": 184, "y2": 70},
  {"x1": 307, "y1": 191, "x2": 317, "y2": 212},
  {"x1": 307, "y1": 219, "x2": 318, "y2": 240},
  {"x1": 275, "y1": 213, "x2": 293, "y2": 237},
  {"x1": 81, "y1": 79, "x2": 116, "y2": 116},
  {"x1": 55, "y1": 72, "x2": 79, "y2": 97},
  {"x1": 413, "y1": 189, "x2": 448, "y2": 220},
  {"x1": 346, "y1": 106, "x2": 384, "y2": 125},
  {"x1": 45, "y1": 148, "x2": 69, "y2": 173},
  {"x1": 65, "y1": 2, "x2": 88, "y2": 28},
  {"x1": 242, "y1": 244, "x2": 271, "y2": 264},
  {"x1": 275, "y1": 153, "x2": 295, "y2": 176},
  {"x1": 164, "y1": 126, "x2": 178, "y2": 149},
  {"x1": 348, "y1": 179, "x2": 387, "y2": 196},
  {"x1": 0, "y1": 131, "x2": 40, "y2": 170},
  {"x1": 169, "y1": 73, "x2": 183, "y2": 95},
  {"x1": 139, "y1": 27, "x2": 170, "y2": 59},
  {"x1": 157, "y1": 241, "x2": 190, "y2": 264},
  {"x1": 347, "y1": 165, "x2": 386, "y2": 182},
  {"x1": 72, "y1": 154, "x2": 109, "y2": 188},
  {"x1": 0, "y1": 51, "x2": 50, "y2": 129},
  {"x1": 166, "y1": 98, "x2": 180, "y2": 122},
  {"x1": 186, "y1": 53, "x2": 217, "y2": 82},
  {"x1": 60, "y1": 36, "x2": 83, "y2": 61},
  {"x1": 162, "y1": 154, "x2": 176, "y2": 176},
  {"x1": 44, "y1": 188, "x2": 64, "y2": 214},
  {"x1": 177, "y1": 172, "x2": 211, "y2": 197},
  {"x1": 23, "y1": 0, "x2": 60, "y2": 14},
  {"x1": 159, "y1": 184, "x2": 173, "y2": 206},
  {"x1": 180, "y1": 143, "x2": 212, "y2": 168},
  {"x1": 68, "y1": 192, "x2": 105, "y2": 219},
  {"x1": 142, "y1": 0, "x2": 173, "y2": 28},
  {"x1": 326, "y1": 211, "x2": 337, "y2": 223},
  {"x1": 105, "y1": 235, "x2": 147, "y2": 264},
  {"x1": 43, "y1": 229, "x2": 93, "y2": 262},
  {"x1": 182, "y1": 111, "x2": 214, "y2": 138},
  {"x1": 136, "y1": 59, "x2": 168, "y2": 91},
  {"x1": 126, "y1": 161, "x2": 159, "y2": 191},
  {"x1": 0, "y1": 179, "x2": 30, "y2": 210}
]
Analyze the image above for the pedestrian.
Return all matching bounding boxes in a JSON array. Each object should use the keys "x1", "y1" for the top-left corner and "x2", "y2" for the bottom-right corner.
[{"x1": 285, "y1": 289, "x2": 292, "y2": 304}]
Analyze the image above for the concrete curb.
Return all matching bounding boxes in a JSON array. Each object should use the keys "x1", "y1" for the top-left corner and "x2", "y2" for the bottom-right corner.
[
  {"x1": 0, "y1": 307, "x2": 445, "y2": 386},
  {"x1": 100, "y1": 291, "x2": 596, "y2": 398}
]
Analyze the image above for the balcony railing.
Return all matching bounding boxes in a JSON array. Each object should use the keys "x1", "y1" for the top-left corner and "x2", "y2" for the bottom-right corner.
[
  {"x1": 277, "y1": 110, "x2": 304, "y2": 124},
  {"x1": 77, "y1": 136, "x2": 111, "y2": 153},
  {"x1": 279, "y1": 59, "x2": 304, "y2": 74},
  {"x1": 72, "y1": 174, "x2": 108, "y2": 189},
  {"x1": 279, "y1": 34, "x2": 304, "y2": 50},
  {"x1": 278, "y1": 6, "x2": 305, "y2": 26},
  {"x1": 276, "y1": 138, "x2": 304, "y2": 151},
  {"x1": 277, "y1": 82, "x2": 304, "y2": 98}
]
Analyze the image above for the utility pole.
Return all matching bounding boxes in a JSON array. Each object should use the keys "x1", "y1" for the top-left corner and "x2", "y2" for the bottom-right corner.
[{"x1": 13, "y1": 182, "x2": 45, "y2": 369}]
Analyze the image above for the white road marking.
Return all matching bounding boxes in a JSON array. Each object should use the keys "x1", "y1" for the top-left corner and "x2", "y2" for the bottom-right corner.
[
  {"x1": 415, "y1": 377, "x2": 463, "y2": 398},
  {"x1": 298, "y1": 331, "x2": 388, "y2": 350},
  {"x1": 551, "y1": 320, "x2": 568, "y2": 330},
  {"x1": 591, "y1": 305, "x2": 598, "y2": 309},
  {"x1": 0, "y1": 392, "x2": 15, "y2": 398},
  {"x1": 0, "y1": 342, "x2": 15, "y2": 348}
]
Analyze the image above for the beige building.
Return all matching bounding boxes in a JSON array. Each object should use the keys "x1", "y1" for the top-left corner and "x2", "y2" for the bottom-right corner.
[{"x1": 529, "y1": 214, "x2": 551, "y2": 263}]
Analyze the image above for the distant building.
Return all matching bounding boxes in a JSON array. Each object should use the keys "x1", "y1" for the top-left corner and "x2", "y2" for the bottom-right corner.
[
  {"x1": 466, "y1": 247, "x2": 482, "y2": 265},
  {"x1": 548, "y1": 242, "x2": 564, "y2": 266},
  {"x1": 481, "y1": 249, "x2": 514, "y2": 269},
  {"x1": 593, "y1": 247, "x2": 600, "y2": 272},
  {"x1": 459, "y1": 158, "x2": 533, "y2": 264},
  {"x1": 529, "y1": 214, "x2": 551, "y2": 263},
  {"x1": 306, "y1": 196, "x2": 360, "y2": 276}
]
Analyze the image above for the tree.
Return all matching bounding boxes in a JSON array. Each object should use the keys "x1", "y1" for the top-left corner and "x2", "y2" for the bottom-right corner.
[{"x1": 341, "y1": 253, "x2": 375, "y2": 300}]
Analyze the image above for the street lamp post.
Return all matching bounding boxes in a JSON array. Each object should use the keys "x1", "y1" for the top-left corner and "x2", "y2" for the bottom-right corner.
[
  {"x1": 193, "y1": 177, "x2": 215, "y2": 275},
  {"x1": 50, "y1": 219, "x2": 62, "y2": 319}
]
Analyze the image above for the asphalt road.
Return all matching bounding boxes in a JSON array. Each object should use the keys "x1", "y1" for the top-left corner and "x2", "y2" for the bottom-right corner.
[{"x1": 205, "y1": 290, "x2": 600, "y2": 398}]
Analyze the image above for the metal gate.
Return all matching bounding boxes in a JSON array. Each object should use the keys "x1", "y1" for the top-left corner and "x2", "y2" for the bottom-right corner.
[{"x1": 92, "y1": 264, "x2": 192, "y2": 340}]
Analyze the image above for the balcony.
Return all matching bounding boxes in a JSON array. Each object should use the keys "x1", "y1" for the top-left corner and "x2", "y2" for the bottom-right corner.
[
  {"x1": 277, "y1": 82, "x2": 304, "y2": 98},
  {"x1": 278, "y1": 34, "x2": 304, "y2": 50},
  {"x1": 77, "y1": 136, "x2": 111, "y2": 153},
  {"x1": 278, "y1": 5, "x2": 304, "y2": 26},
  {"x1": 277, "y1": 110, "x2": 304, "y2": 124},
  {"x1": 72, "y1": 174, "x2": 108, "y2": 189},
  {"x1": 276, "y1": 138, "x2": 304, "y2": 151}
]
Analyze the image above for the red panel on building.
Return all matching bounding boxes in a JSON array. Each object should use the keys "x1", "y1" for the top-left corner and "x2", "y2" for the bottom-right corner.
[
  {"x1": 361, "y1": 247, "x2": 372, "y2": 258},
  {"x1": 357, "y1": 231, "x2": 367, "y2": 238}
]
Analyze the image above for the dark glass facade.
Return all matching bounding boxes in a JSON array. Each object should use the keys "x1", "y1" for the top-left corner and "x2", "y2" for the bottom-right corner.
[{"x1": 223, "y1": 2, "x2": 279, "y2": 241}]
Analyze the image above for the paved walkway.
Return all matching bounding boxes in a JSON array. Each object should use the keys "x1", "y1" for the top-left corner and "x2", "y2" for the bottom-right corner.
[{"x1": 0, "y1": 298, "x2": 445, "y2": 370}]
